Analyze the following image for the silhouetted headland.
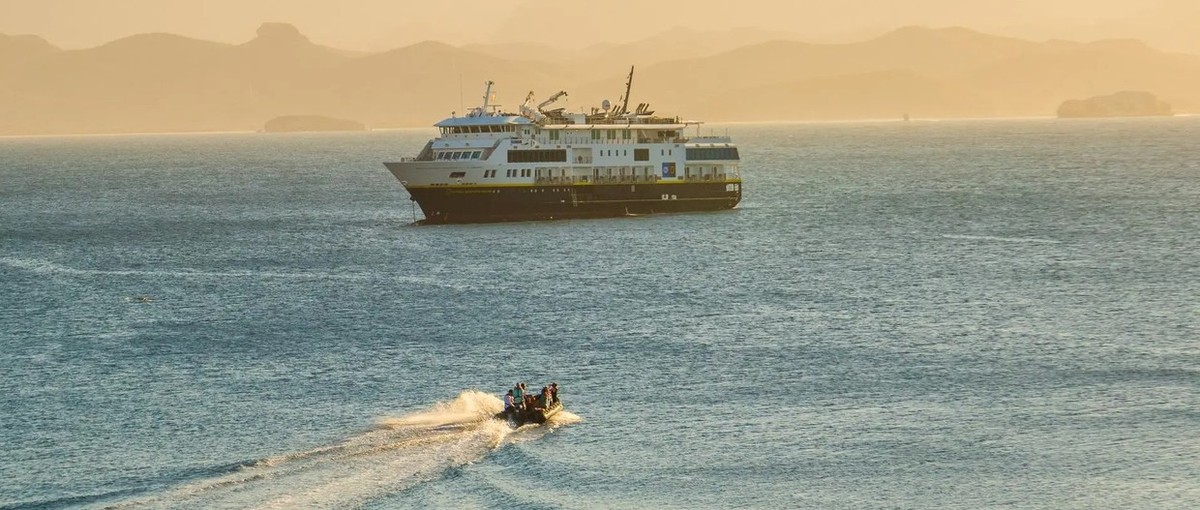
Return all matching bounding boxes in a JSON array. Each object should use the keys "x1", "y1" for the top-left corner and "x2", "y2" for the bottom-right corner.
[{"x1": 1057, "y1": 91, "x2": 1174, "y2": 118}]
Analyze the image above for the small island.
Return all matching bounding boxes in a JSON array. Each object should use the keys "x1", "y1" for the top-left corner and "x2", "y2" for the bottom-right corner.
[
  {"x1": 1057, "y1": 91, "x2": 1173, "y2": 119},
  {"x1": 263, "y1": 115, "x2": 366, "y2": 133}
]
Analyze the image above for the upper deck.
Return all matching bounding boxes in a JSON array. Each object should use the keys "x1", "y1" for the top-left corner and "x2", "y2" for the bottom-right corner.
[{"x1": 432, "y1": 66, "x2": 714, "y2": 135}]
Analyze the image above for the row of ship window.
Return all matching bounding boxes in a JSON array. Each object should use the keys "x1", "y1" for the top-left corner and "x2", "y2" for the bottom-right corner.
[
  {"x1": 505, "y1": 148, "x2": 661, "y2": 162},
  {"x1": 442, "y1": 127, "x2": 653, "y2": 139},
  {"x1": 443, "y1": 126, "x2": 689, "y2": 141},
  {"x1": 440, "y1": 147, "x2": 739, "y2": 163},
  {"x1": 481, "y1": 169, "x2": 534, "y2": 178},
  {"x1": 595, "y1": 148, "x2": 670, "y2": 158},
  {"x1": 437, "y1": 150, "x2": 484, "y2": 160},
  {"x1": 547, "y1": 129, "x2": 635, "y2": 141},
  {"x1": 463, "y1": 167, "x2": 725, "y2": 179},
  {"x1": 441, "y1": 125, "x2": 518, "y2": 135},
  {"x1": 686, "y1": 147, "x2": 740, "y2": 161}
]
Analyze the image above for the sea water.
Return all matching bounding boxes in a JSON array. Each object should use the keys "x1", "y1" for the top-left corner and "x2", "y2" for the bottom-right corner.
[{"x1": 1, "y1": 118, "x2": 1198, "y2": 509}]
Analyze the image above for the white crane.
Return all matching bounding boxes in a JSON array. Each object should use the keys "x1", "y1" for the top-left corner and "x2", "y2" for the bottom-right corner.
[{"x1": 537, "y1": 91, "x2": 569, "y2": 114}]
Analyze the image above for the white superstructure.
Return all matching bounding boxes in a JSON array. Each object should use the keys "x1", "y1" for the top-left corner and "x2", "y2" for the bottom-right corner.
[{"x1": 384, "y1": 68, "x2": 743, "y2": 224}]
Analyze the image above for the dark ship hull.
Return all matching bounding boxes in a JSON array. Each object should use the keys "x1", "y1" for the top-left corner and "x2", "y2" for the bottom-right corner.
[{"x1": 395, "y1": 179, "x2": 742, "y2": 225}]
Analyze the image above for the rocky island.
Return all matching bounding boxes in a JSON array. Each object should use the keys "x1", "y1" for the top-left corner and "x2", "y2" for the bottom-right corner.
[
  {"x1": 263, "y1": 115, "x2": 366, "y2": 133},
  {"x1": 1057, "y1": 91, "x2": 1173, "y2": 118}
]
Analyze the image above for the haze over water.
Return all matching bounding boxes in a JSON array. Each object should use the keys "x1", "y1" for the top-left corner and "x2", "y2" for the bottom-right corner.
[
  {"x1": 2, "y1": 118, "x2": 1198, "y2": 508},
  {"x1": 3, "y1": 0, "x2": 1196, "y2": 53},
  {"x1": 4, "y1": 0, "x2": 1200, "y2": 135}
]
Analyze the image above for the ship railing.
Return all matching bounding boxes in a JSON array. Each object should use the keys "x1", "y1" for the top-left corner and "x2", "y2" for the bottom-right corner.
[
  {"x1": 635, "y1": 136, "x2": 691, "y2": 144},
  {"x1": 533, "y1": 175, "x2": 667, "y2": 185},
  {"x1": 681, "y1": 174, "x2": 729, "y2": 182},
  {"x1": 535, "y1": 176, "x2": 590, "y2": 184},
  {"x1": 592, "y1": 175, "x2": 665, "y2": 184}
]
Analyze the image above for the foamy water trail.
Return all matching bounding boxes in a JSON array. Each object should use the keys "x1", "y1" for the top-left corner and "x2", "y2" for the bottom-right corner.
[
  {"x1": 941, "y1": 234, "x2": 1062, "y2": 244},
  {"x1": 97, "y1": 391, "x2": 577, "y2": 510},
  {"x1": 0, "y1": 256, "x2": 465, "y2": 289},
  {"x1": 0, "y1": 256, "x2": 370, "y2": 281}
]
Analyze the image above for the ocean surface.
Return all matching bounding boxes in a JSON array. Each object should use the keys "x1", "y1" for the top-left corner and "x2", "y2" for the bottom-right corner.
[{"x1": 1, "y1": 118, "x2": 1198, "y2": 509}]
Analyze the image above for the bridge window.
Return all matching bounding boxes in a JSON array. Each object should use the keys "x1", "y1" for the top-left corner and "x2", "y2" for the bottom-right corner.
[
  {"x1": 634, "y1": 148, "x2": 649, "y2": 161},
  {"x1": 591, "y1": 130, "x2": 600, "y2": 140},
  {"x1": 449, "y1": 171, "x2": 466, "y2": 178}
]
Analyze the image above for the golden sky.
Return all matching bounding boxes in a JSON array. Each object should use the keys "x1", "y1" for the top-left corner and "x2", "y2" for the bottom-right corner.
[{"x1": 1, "y1": 0, "x2": 1196, "y2": 52}]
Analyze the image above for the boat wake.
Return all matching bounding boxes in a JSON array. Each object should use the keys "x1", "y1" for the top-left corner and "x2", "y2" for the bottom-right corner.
[
  {"x1": 0, "y1": 256, "x2": 371, "y2": 281},
  {"x1": 941, "y1": 234, "x2": 1062, "y2": 244},
  {"x1": 97, "y1": 391, "x2": 579, "y2": 510},
  {"x1": 0, "y1": 256, "x2": 467, "y2": 290}
]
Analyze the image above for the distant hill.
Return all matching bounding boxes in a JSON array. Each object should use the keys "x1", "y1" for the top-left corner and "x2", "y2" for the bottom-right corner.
[
  {"x1": 462, "y1": 27, "x2": 791, "y2": 83},
  {"x1": 0, "y1": 33, "x2": 60, "y2": 67},
  {"x1": 705, "y1": 70, "x2": 987, "y2": 121},
  {"x1": 613, "y1": 26, "x2": 1200, "y2": 120},
  {"x1": 1, "y1": 24, "x2": 1199, "y2": 135},
  {"x1": 1058, "y1": 91, "x2": 1174, "y2": 118},
  {"x1": 964, "y1": 39, "x2": 1200, "y2": 115}
]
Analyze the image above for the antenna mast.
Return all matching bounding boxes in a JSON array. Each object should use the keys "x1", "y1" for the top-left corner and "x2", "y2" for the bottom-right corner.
[
  {"x1": 481, "y1": 81, "x2": 495, "y2": 113},
  {"x1": 620, "y1": 66, "x2": 634, "y2": 116}
]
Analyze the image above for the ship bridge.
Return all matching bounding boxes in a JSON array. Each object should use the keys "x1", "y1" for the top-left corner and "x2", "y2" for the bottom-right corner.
[{"x1": 435, "y1": 115, "x2": 532, "y2": 136}]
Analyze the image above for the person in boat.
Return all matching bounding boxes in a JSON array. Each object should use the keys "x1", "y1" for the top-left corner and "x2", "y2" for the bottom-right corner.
[
  {"x1": 503, "y1": 390, "x2": 515, "y2": 415},
  {"x1": 513, "y1": 383, "x2": 524, "y2": 410},
  {"x1": 537, "y1": 386, "x2": 550, "y2": 410},
  {"x1": 549, "y1": 382, "x2": 558, "y2": 404}
]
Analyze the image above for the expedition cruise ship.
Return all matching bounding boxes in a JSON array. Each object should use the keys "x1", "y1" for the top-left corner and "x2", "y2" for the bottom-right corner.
[{"x1": 384, "y1": 68, "x2": 742, "y2": 224}]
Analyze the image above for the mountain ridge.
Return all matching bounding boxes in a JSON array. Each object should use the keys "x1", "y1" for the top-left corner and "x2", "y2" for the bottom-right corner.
[{"x1": 1, "y1": 23, "x2": 1197, "y2": 135}]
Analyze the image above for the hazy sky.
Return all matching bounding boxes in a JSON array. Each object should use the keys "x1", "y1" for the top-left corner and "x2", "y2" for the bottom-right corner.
[{"x1": 1, "y1": 0, "x2": 1195, "y2": 52}]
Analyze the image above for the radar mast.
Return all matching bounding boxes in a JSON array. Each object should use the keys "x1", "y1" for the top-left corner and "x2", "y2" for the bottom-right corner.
[
  {"x1": 480, "y1": 81, "x2": 495, "y2": 115},
  {"x1": 619, "y1": 66, "x2": 634, "y2": 116}
]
